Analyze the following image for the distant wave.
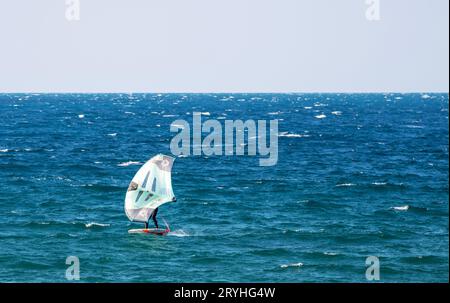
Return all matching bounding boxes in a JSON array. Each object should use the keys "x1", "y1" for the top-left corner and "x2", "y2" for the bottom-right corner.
[
  {"x1": 391, "y1": 205, "x2": 409, "y2": 211},
  {"x1": 278, "y1": 132, "x2": 310, "y2": 138},
  {"x1": 314, "y1": 102, "x2": 327, "y2": 107},
  {"x1": 0, "y1": 149, "x2": 9, "y2": 153},
  {"x1": 23, "y1": 221, "x2": 109, "y2": 229},
  {"x1": 280, "y1": 262, "x2": 303, "y2": 269},
  {"x1": 118, "y1": 161, "x2": 142, "y2": 167},
  {"x1": 404, "y1": 125, "x2": 424, "y2": 129},
  {"x1": 85, "y1": 222, "x2": 110, "y2": 228},
  {"x1": 324, "y1": 252, "x2": 339, "y2": 256},
  {"x1": 389, "y1": 205, "x2": 429, "y2": 213},
  {"x1": 336, "y1": 183, "x2": 356, "y2": 187},
  {"x1": 171, "y1": 123, "x2": 186, "y2": 129}
]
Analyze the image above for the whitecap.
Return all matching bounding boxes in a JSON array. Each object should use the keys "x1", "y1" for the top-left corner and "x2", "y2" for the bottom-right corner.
[
  {"x1": 314, "y1": 103, "x2": 327, "y2": 107},
  {"x1": 78, "y1": 114, "x2": 85, "y2": 119},
  {"x1": 125, "y1": 111, "x2": 136, "y2": 115},
  {"x1": 0, "y1": 149, "x2": 8, "y2": 153},
  {"x1": 171, "y1": 123, "x2": 185, "y2": 129},
  {"x1": 107, "y1": 133, "x2": 117, "y2": 137},
  {"x1": 85, "y1": 222, "x2": 110, "y2": 228},
  {"x1": 391, "y1": 205, "x2": 409, "y2": 211},
  {"x1": 162, "y1": 114, "x2": 176, "y2": 118},
  {"x1": 421, "y1": 94, "x2": 432, "y2": 99},
  {"x1": 278, "y1": 133, "x2": 310, "y2": 138},
  {"x1": 315, "y1": 114, "x2": 327, "y2": 119},
  {"x1": 331, "y1": 111, "x2": 342, "y2": 116},
  {"x1": 304, "y1": 107, "x2": 312, "y2": 110},
  {"x1": 118, "y1": 161, "x2": 142, "y2": 167},
  {"x1": 405, "y1": 125, "x2": 424, "y2": 129},
  {"x1": 280, "y1": 262, "x2": 303, "y2": 269},
  {"x1": 201, "y1": 112, "x2": 211, "y2": 116},
  {"x1": 372, "y1": 182, "x2": 387, "y2": 186},
  {"x1": 336, "y1": 183, "x2": 356, "y2": 187},
  {"x1": 268, "y1": 112, "x2": 281, "y2": 115},
  {"x1": 324, "y1": 252, "x2": 339, "y2": 256}
]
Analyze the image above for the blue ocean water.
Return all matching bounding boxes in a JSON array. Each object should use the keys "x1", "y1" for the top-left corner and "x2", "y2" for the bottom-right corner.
[{"x1": 0, "y1": 93, "x2": 448, "y2": 283}]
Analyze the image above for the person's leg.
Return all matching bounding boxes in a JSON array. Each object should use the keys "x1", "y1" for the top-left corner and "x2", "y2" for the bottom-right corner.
[
  {"x1": 152, "y1": 215, "x2": 159, "y2": 229},
  {"x1": 144, "y1": 221, "x2": 148, "y2": 229},
  {"x1": 152, "y1": 208, "x2": 159, "y2": 228}
]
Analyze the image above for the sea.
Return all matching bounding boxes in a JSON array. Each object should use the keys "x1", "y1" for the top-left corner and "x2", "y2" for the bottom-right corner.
[{"x1": 0, "y1": 93, "x2": 448, "y2": 282}]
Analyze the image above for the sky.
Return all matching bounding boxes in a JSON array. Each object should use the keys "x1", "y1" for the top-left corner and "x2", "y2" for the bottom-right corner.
[{"x1": 0, "y1": 0, "x2": 448, "y2": 93}]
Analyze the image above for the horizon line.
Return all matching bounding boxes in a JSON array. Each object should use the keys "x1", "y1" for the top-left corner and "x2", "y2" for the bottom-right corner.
[{"x1": 0, "y1": 91, "x2": 449, "y2": 95}]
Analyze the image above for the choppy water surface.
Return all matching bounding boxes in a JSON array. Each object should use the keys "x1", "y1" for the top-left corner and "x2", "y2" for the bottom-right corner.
[{"x1": 0, "y1": 93, "x2": 448, "y2": 282}]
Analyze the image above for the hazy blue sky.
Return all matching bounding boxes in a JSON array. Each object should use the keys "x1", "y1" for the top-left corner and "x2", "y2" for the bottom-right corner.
[{"x1": 0, "y1": 0, "x2": 448, "y2": 92}]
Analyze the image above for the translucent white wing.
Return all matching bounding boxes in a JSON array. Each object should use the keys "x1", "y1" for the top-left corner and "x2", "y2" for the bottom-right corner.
[{"x1": 124, "y1": 154, "x2": 175, "y2": 222}]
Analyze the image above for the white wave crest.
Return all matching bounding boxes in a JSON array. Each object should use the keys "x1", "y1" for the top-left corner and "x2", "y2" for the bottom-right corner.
[
  {"x1": 280, "y1": 262, "x2": 303, "y2": 269},
  {"x1": 315, "y1": 114, "x2": 327, "y2": 119},
  {"x1": 336, "y1": 183, "x2": 356, "y2": 187},
  {"x1": 391, "y1": 205, "x2": 409, "y2": 211},
  {"x1": 278, "y1": 132, "x2": 310, "y2": 138},
  {"x1": 85, "y1": 222, "x2": 110, "y2": 228},
  {"x1": 172, "y1": 123, "x2": 186, "y2": 129},
  {"x1": 118, "y1": 161, "x2": 142, "y2": 167}
]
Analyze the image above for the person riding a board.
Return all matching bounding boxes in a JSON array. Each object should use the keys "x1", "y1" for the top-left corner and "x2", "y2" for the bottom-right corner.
[
  {"x1": 145, "y1": 208, "x2": 158, "y2": 229},
  {"x1": 144, "y1": 196, "x2": 177, "y2": 229}
]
